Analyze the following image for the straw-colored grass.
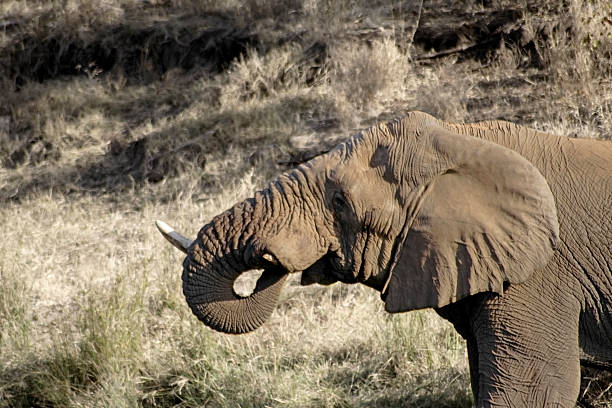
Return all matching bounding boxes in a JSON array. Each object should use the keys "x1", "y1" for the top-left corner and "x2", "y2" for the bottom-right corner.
[{"x1": 0, "y1": 180, "x2": 470, "y2": 407}]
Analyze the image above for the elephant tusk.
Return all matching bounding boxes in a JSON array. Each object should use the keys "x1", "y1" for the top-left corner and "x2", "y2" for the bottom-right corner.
[
  {"x1": 262, "y1": 253, "x2": 279, "y2": 265},
  {"x1": 155, "y1": 220, "x2": 193, "y2": 254}
]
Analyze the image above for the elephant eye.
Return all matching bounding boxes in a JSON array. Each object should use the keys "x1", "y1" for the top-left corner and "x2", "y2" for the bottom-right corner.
[{"x1": 332, "y1": 192, "x2": 348, "y2": 211}]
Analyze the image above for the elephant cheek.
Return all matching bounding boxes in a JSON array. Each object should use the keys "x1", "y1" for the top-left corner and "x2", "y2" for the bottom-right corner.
[{"x1": 267, "y1": 228, "x2": 325, "y2": 272}]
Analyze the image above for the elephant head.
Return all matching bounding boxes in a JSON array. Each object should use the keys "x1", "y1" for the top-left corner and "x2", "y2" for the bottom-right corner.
[{"x1": 157, "y1": 111, "x2": 559, "y2": 334}]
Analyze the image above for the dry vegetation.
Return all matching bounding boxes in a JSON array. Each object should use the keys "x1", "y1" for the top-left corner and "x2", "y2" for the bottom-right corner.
[{"x1": 1, "y1": 0, "x2": 611, "y2": 406}]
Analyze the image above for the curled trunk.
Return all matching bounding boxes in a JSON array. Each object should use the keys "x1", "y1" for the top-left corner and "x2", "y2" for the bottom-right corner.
[{"x1": 182, "y1": 199, "x2": 288, "y2": 334}]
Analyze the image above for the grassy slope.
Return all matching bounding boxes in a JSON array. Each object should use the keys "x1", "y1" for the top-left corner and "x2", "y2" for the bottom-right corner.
[{"x1": 1, "y1": 0, "x2": 611, "y2": 406}]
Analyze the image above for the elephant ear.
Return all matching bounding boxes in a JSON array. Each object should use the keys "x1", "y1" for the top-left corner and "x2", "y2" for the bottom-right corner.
[{"x1": 384, "y1": 126, "x2": 559, "y2": 313}]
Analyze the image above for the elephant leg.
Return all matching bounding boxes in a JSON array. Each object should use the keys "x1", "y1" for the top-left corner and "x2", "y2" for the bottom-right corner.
[
  {"x1": 472, "y1": 280, "x2": 582, "y2": 407},
  {"x1": 436, "y1": 294, "x2": 490, "y2": 403},
  {"x1": 466, "y1": 337, "x2": 480, "y2": 403}
]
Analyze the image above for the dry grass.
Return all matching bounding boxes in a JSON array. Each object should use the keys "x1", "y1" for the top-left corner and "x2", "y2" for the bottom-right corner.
[
  {"x1": 1, "y1": 0, "x2": 611, "y2": 406},
  {"x1": 0, "y1": 178, "x2": 470, "y2": 407}
]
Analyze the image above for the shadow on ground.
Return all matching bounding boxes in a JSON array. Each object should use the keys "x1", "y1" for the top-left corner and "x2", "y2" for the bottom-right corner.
[{"x1": 1, "y1": 12, "x2": 256, "y2": 86}]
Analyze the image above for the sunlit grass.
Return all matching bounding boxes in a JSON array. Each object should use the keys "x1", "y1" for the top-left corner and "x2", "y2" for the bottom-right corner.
[{"x1": 0, "y1": 180, "x2": 470, "y2": 407}]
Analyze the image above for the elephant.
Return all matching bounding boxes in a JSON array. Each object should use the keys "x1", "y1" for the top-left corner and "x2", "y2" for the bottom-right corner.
[{"x1": 157, "y1": 111, "x2": 611, "y2": 407}]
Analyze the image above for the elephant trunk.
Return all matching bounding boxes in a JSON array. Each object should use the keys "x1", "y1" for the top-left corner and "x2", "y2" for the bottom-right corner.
[{"x1": 182, "y1": 196, "x2": 288, "y2": 334}]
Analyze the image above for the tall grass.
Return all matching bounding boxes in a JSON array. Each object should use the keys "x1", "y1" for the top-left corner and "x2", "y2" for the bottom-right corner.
[
  {"x1": 0, "y1": 178, "x2": 470, "y2": 407},
  {"x1": 0, "y1": 256, "x2": 31, "y2": 362}
]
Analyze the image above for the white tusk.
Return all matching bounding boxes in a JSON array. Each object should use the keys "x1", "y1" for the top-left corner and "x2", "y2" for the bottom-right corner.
[
  {"x1": 155, "y1": 220, "x2": 193, "y2": 254},
  {"x1": 262, "y1": 253, "x2": 278, "y2": 265}
]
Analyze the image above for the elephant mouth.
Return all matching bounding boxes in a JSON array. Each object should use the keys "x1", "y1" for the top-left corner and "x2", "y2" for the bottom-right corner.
[
  {"x1": 301, "y1": 248, "x2": 390, "y2": 291},
  {"x1": 237, "y1": 265, "x2": 288, "y2": 296},
  {"x1": 300, "y1": 252, "x2": 344, "y2": 286}
]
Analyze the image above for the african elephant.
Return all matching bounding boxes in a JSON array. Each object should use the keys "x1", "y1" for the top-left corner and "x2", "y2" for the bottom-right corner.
[{"x1": 157, "y1": 111, "x2": 611, "y2": 407}]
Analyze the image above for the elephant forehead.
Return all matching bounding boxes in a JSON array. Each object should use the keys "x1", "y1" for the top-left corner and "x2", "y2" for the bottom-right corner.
[
  {"x1": 329, "y1": 163, "x2": 400, "y2": 212},
  {"x1": 369, "y1": 144, "x2": 401, "y2": 183},
  {"x1": 329, "y1": 143, "x2": 389, "y2": 182}
]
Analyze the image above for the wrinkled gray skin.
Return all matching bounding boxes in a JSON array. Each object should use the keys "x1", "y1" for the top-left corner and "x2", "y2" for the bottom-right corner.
[{"x1": 178, "y1": 112, "x2": 611, "y2": 407}]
